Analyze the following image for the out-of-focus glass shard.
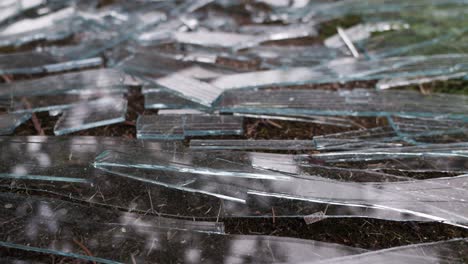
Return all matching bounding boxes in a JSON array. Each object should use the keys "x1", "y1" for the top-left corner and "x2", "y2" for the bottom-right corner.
[
  {"x1": 0, "y1": 194, "x2": 368, "y2": 263},
  {"x1": 137, "y1": 114, "x2": 244, "y2": 139},
  {"x1": 309, "y1": 142, "x2": 468, "y2": 175},
  {"x1": 144, "y1": 88, "x2": 207, "y2": 110},
  {"x1": 288, "y1": 0, "x2": 468, "y2": 23},
  {"x1": 158, "y1": 109, "x2": 206, "y2": 115},
  {"x1": 233, "y1": 113, "x2": 355, "y2": 127},
  {"x1": 117, "y1": 52, "x2": 208, "y2": 79},
  {"x1": 0, "y1": 69, "x2": 135, "y2": 114},
  {"x1": 0, "y1": 7, "x2": 75, "y2": 47},
  {"x1": 0, "y1": 112, "x2": 31, "y2": 135},
  {"x1": 360, "y1": 23, "x2": 468, "y2": 58},
  {"x1": 136, "y1": 18, "x2": 184, "y2": 45},
  {"x1": 312, "y1": 127, "x2": 403, "y2": 151},
  {"x1": 54, "y1": 95, "x2": 127, "y2": 135},
  {"x1": 173, "y1": 31, "x2": 259, "y2": 48},
  {"x1": 1, "y1": 5, "x2": 70, "y2": 36},
  {"x1": 0, "y1": 0, "x2": 45, "y2": 24},
  {"x1": 0, "y1": 192, "x2": 225, "y2": 234},
  {"x1": 6, "y1": 89, "x2": 122, "y2": 113},
  {"x1": 0, "y1": 51, "x2": 102, "y2": 75},
  {"x1": 312, "y1": 118, "x2": 468, "y2": 146},
  {"x1": 217, "y1": 88, "x2": 468, "y2": 119},
  {"x1": 389, "y1": 116, "x2": 468, "y2": 140},
  {"x1": 155, "y1": 74, "x2": 225, "y2": 106},
  {"x1": 246, "y1": 45, "x2": 348, "y2": 68},
  {"x1": 170, "y1": 23, "x2": 317, "y2": 50},
  {"x1": 0, "y1": 137, "x2": 209, "y2": 219},
  {"x1": 175, "y1": 65, "x2": 227, "y2": 80},
  {"x1": 376, "y1": 73, "x2": 467, "y2": 90},
  {"x1": 190, "y1": 139, "x2": 316, "y2": 150},
  {"x1": 211, "y1": 54, "x2": 468, "y2": 90},
  {"x1": 319, "y1": 238, "x2": 468, "y2": 264},
  {"x1": 0, "y1": 69, "x2": 137, "y2": 99},
  {"x1": 324, "y1": 22, "x2": 408, "y2": 49}
]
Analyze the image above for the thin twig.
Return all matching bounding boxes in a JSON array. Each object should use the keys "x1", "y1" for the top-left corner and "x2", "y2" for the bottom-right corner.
[
  {"x1": 21, "y1": 97, "x2": 45, "y2": 135},
  {"x1": 265, "y1": 119, "x2": 283, "y2": 129},
  {"x1": 1, "y1": 75, "x2": 13, "y2": 83},
  {"x1": 73, "y1": 238, "x2": 97, "y2": 264},
  {"x1": 272, "y1": 207, "x2": 276, "y2": 224}
]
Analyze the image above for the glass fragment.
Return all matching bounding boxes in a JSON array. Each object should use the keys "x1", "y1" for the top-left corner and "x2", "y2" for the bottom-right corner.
[{"x1": 54, "y1": 95, "x2": 127, "y2": 135}]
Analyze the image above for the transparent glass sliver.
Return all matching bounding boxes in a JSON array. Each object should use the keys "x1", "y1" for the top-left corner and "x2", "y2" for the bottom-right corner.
[
  {"x1": 0, "y1": 193, "x2": 367, "y2": 263},
  {"x1": 376, "y1": 73, "x2": 467, "y2": 90},
  {"x1": 0, "y1": 0, "x2": 45, "y2": 24},
  {"x1": 144, "y1": 89, "x2": 207, "y2": 110},
  {"x1": 0, "y1": 7, "x2": 76, "y2": 48},
  {"x1": 211, "y1": 54, "x2": 468, "y2": 90},
  {"x1": 316, "y1": 239, "x2": 468, "y2": 264},
  {"x1": 190, "y1": 139, "x2": 316, "y2": 150},
  {"x1": 155, "y1": 74, "x2": 225, "y2": 106},
  {"x1": 0, "y1": 51, "x2": 102, "y2": 75},
  {"x1": 94, "y1": 147, "x2": 468, "y2": 225},
  {"x1": 217, "y1": 88, "x2": 468, "y2": 120},
  {"x1": 0, "y1": 112, "x2": 31, "y2": 135},
  {"x1": 137, "y1": 114, "x2": 244, "y2": 139},
  {"x1": 0, "y1": 68, "x2": 137, "y2": 99},
  {"x1": 54, "y1": 96, "x2": 127, "y2": 135}
]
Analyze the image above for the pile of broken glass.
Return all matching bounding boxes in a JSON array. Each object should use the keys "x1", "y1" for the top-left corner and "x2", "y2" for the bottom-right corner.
[{"x1": 0, "y1": 0, "x2": 467, "y2": 263}]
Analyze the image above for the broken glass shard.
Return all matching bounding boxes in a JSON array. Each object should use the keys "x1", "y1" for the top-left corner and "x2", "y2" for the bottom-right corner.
[
  {"x1": 155, "y1": 74, "x2": 225, "y2": 107},
  {"x1": 0, "y1": 112, "x2": 31, "y2": 135},
  {"x1": 0, "y1": 193, "x2": 225, "y2": 263},
  {"x1": 137, "y1": 114, "x2": 244, "y2": 139},
  {"x1": 376, "y1": 73, "x2": 467, "y2": 90},
  {"x1": 360, "y1": 24, "x2": 468, "y2": 58},
  {"x1": 54, "y1": 95, "x2": 127, "y2": 135},
  {"x1": 118, "y1": 52, "x2": 212, "y2": 80},
  {"x1": 190, "y1": 139, "x2": 316, "y2": 150},
  {"x1": 312, "y1": 127, "x2": 404, "y2": 150},
  {"x1": 137, "y1": 115, "x2": 185, "y2": 140},
  {"x1": 320, "y1": 238, "x2": 468, "y2": 264},
  {"x1": 0, "y1": 192, "x2": 224, "y2": 233},
  {"x1": 312, "y1": 118, "x2": 468, "y2": 146},
  {"x1": 0, "y1": 136, "x2": 464, "y2": 223},
  {"x1": 217, "y1": 88, "x2": 468, "y2": 120},
  {"x1": 0, "y1": 193, "x2": 368, "y2": 263},
  {"x1": 0, "y1": 7, "x2": 75, "y2": 48},
  {"x1": 6, "y1": 89, "x2": 124, "y2": 114},
  {"x1": 246, "y1": 45, "x2": 348, "y2": 68},
  {"x1": 324, "y1": 22, "x2": 408, "y2": 49},
  {"x1": 158, "y1": 109, "x2": 206, "y2": 115},
  {"x1": 389, "y1": 116, "x2": 468, "y2": 140},
  {"x1": 174, "y1": 65, "x2": 227, "y2": 80},
  {"x1": 0, "y1": 0, "x2": 45, "y2": 24},
  {"x1": 173, "y1": 22, "x2": 317, "y2": 50},
  {"x1": 233, "y1": 113, "x2": 355, "y2": 127},
  {"x1": 290, "y1": 0, "x2": 468, "y2": 23},
  {"x1": 144, "y1": 88, "x2": 207, "y2": 110},
  {"x1": 0, "y1": 68, "x2": 137, "y2": 99},
  {"x1": 94, "y1": 146, "x2": 468, "y2": 225},
  {"x1": 136, "y1": 18, "x2": 184, "y2": 45},
  {"x1": 0, "y1": 51, "x2": 102, "y2": 75},
  {"x1": 309, "y1": 142, "x2": 468, "y2": 175},
  {"x1": 173, "y1": 31, "x2": 259, "y2": 49},
  {"x1": 211, "y1": 54, "x2": 468, "y2": 90}
]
